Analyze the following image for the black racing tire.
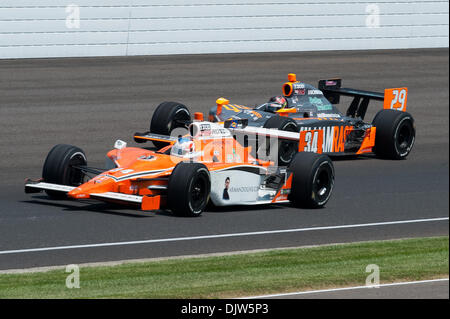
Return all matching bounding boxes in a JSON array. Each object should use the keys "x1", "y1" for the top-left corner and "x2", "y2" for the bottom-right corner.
[
  {"x1": 42, "y1": 144, "x2": 87, "y2": 198},
  {"x1": 263, "y1": 116, "x2": 299, "y2": 166},
  {"x1": 288, "y1": 152, "x2": 334, "y2": 208},
  {"x1": 150, "y1": 101, "x2": 191, "y2": 149},
  {"x1": 167, "y1": 162, "x2": 211, "y2": 217},
  {"x1": 372, "y1": 109, "x2": 415, "y2": 160}
]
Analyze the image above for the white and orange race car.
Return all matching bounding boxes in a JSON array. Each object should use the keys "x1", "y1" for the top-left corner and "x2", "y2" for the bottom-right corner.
[{"x1": 25, "y1": 121, "x2": 335, "y2": 216}]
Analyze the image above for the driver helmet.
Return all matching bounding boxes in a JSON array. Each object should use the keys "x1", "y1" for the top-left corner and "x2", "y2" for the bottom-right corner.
[
  {"x1": 267, "y1": 96, "x2": 288, "y2": 112},
  {"x1": 171, "y1": 137, "x2": 196, "y2": 158}
]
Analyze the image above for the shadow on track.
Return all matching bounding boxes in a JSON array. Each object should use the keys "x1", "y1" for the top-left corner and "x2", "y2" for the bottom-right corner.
[
  {"x1": 21, "y1": 198, "x2": 151, "y2": 218},
  {"x1": 203, "y1": 202, "x2": 327, "y2": 214}
]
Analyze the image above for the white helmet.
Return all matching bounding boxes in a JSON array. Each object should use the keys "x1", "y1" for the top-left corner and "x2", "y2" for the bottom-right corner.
[{"x1": 171, "y1": 137, "x2": 196, "y2": 158}]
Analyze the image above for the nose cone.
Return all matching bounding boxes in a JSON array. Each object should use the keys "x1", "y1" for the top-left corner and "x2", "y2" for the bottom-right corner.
[{"x1": 68, "y1": 176, "x2": 115, "y2": 199}]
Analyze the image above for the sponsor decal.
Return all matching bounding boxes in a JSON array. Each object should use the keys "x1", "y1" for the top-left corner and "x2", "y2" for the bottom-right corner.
[
  {"x1": 326, "y1": 80, "x2": 337, "y2": 86},
  {"x1": 129, "y1": 184, "x2": 138, "y2": 194},
  {"x1": 229, "y1": 186, "x2": 260, "y2": 193},
  {"x1": 308, "y1": 89, "x2": 323, "y2": 95},
  {"x1": 200, "y1": 124, "x2": 211, "y2": 131},
  {"x1": 210, "y1": 169, "x2": 263, "y2": 205},
  {"x1": 300, "y1": 125, "x2": 353, "y2": 153},
  {"x1": 309, "y1": 97, "x2": 324, "y2": 106},
  {"x1": 295, "y1": 89, "x2": 305, "y2": 95},
  {"x1": 293, "y1": 83, "x2": 305, "y2": 89},
  {"x1": 228, "y1": 121, "x2": 238, "y2": 128},
  {"x1": 120, "y1": 169, "x2": 134, "y2": 174},
  {"x1": 316, "y1": 104, "x2": 333, "y2": 111},
  {"x1": 250, "y1": 111, "x2": 262, "y2": 119},
  {"x1": 299, "y1": 130, "x2": 323, "y2": 153},
  {"x1": 317, "y1": 112, "x2": 341, "y2": 118},
  {"x1": 91, "y1": 175, "x2": 111, "y2": 184},
  {"x1": 138, "y1": 155, "x2": 156, "y2": 161},
  {"x1": 199, "y1": 123, "x2": 212, "y2": 136},
  {"x1": 211, "y1": 128, "x2": 228, "y2": 135},
  {"x1": 223, "y1": 177, "x2": 230, "y2": 200},
  {"x1": 223, "y1": 104, "x2": 249, "y2": 113},
  {"x1": 275, "y1": 194, "x2": 288, "y2": 201}
]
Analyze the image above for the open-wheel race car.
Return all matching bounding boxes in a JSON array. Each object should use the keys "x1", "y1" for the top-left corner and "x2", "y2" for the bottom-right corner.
[
  {"x1": 149, "y1": 74, "x2": 415, "y2": 166},
  {"x1": 25, "y1": 120, "x2": 335, "y2": 216}
]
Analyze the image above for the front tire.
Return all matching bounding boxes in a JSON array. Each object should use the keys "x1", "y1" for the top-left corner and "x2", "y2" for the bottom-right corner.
[
  {"x1": 42, "y1": 144, "x2": 87, "y2": 198},
  {"x1": 150, "y1": 101, "x2": 191, "y2": 149},
  {"x1": 372, "y1": 109, "x2": 415, "y2": 159},
  {"x1": 263, "y1": 116, "x2": 299, "y2": 166},
  {"x1": 167, "y1": 162, "x2": 211, "y2": 217},
  {"x1": 288, "y1": 152, "x2": 334, "y2": 208}
]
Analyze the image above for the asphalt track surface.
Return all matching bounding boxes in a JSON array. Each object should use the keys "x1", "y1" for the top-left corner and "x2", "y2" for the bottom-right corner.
[
  {"x1": 252, "y1": 279, "x2": 449, "y2": 299},
  {"x1": 0, "y1": 49, "x2": 448, "y2": 274}
]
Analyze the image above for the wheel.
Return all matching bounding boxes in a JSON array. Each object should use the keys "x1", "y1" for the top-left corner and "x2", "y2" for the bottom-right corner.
[
  {"x1": 263, "y1": 116, "x2": 299, "y2": 166},
  {"x1": 288, "y1": 152, "x2": 334, "y2": 208},
  {"x1": 372, "y1": 109, "x2": 415, "y2": 159},
  {"x1": 150, "y1": 101, "x2": 191, "y2": 149},
  {"x1": 167, "y1": 162, "x2": 210, "y2": 217},
  {"x1": 42, "y1": 144, "x2": 87, "y2": 198}
]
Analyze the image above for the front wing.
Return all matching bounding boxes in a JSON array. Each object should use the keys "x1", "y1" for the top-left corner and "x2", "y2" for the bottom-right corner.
[{"x1": 24, "y1": 182, "x2": 161, "y2": 211}]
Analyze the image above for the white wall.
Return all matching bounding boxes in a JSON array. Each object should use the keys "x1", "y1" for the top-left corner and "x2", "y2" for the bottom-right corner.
[{"x1": 0, "y1": 0, "x2": 448, "y2": 59}]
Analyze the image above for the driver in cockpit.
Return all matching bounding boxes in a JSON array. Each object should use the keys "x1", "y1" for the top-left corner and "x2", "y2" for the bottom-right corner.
[
  {"x1": 265, "y1": 95, "x2": 288, "y2": 112},
  {"x1": 170, "y1": 137, "x2": 197, "y2": 158}
]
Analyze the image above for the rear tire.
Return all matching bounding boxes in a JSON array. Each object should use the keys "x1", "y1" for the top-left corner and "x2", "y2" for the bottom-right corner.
[
  {"x1": 150, "y1": 101, "x2": 191, "y2": 149},
  {"x1": 372, "y1": 109, "x2": 415, "y2": 159},
  {"x1": 167, "y1": 162, "x2": 210, "y2": 217},
  {"x1": 288, "y1": 152, "x2": 334, "y2": 208},
  {"x1": 263, "y1": 116, "x2": 299, "y2": 166},
  {"x1": 42, "y1": 144, "x2": 87, "y2": 198}
]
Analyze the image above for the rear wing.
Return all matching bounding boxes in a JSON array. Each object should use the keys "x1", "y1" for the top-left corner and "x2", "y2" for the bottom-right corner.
[{"x1": 318, "y1": 79, "x2": 408, "y2": 120}]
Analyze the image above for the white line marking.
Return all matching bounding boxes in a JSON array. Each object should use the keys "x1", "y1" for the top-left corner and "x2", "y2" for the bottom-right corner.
[
  {"x1": 0, "y1": 217, "x2": 447, "y2": 255},
  {"x1": 0, "y1": 238, "x2": 425, "y2": 274},
  {"x1": 240, "y1": 278, "x2": 450, "y2": 299}
]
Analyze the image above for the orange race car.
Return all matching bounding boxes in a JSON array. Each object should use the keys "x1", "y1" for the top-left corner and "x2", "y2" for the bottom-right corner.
[{"x1": 25, "y1": 121, "x2": 335, "y2": 216}]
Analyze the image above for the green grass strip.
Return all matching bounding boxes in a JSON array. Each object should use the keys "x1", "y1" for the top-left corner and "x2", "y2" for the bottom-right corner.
[{"x1": 0, "y1": 236, "x2": 448, "y2": 298}]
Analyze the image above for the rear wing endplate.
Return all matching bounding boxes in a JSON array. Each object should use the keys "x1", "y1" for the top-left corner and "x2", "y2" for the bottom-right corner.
[{"x1": 318, "y1": 79, "x2": 408, "y2": 119}]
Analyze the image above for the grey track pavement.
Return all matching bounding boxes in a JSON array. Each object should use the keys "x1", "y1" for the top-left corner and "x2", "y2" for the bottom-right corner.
[
  {"x1": 0, "y1": 49, "x2": 448, "y2": 273},
  {"x1": 259, "y1": 279, "x2": 449, "y2": 299}
]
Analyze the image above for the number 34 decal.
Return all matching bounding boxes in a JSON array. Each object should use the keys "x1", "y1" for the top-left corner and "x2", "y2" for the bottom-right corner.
[
  {"x1": 299, "y1": 129, "x2": 323, "y2": 154},
  {"x1": 384, "y1": 88, "x2": 408, "y2": 112}
]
